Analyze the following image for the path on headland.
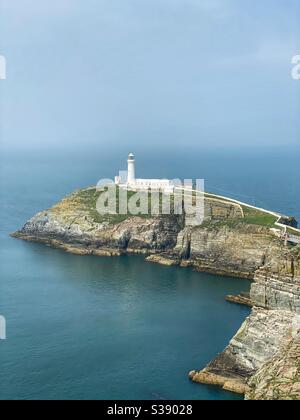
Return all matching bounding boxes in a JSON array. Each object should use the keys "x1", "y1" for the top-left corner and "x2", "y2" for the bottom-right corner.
[
  {"x1": 206, "y1": 192, "x2": 300, "y2": 234},
  {"x1": 178, "y1": 187, "x2": 300, "y2": 244}
]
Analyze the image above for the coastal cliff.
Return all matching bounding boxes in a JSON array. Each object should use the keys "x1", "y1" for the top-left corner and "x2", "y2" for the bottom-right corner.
[
  {"x1": 12, "y1": 187, "x2": 300, "y2": 400},
  {"x1": 12, "y1": 188, "x2": 184, "y2": 255},
  {"x1": 190, "y1": 247, "x2": 300, "y2": 399}
]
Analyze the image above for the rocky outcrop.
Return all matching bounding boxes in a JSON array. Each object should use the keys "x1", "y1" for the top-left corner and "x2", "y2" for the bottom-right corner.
[
  {"x1": 277, "y1": 216, "x2": 298, "y2": 229},
  {"x1": 203, "y1": 197, "x2": 244, "y2": 221},
  {"x1": 250, "y1": 248, "x2": 300, "y2": 313},
  {"x1": 18, "y1": 211, "x2": 183, "y2": 252},
  {"x1": 225, "y1": 293, "x2": 253, "y2": 307},
  {"x1": 190, "y1": 247, "x2": 300, "y2": 400},
  {"x1": 175, "y1": 224, "x2": 277, "y2": 279},
  {"x1": 246, "y1": 331, "x2": 300, "y2": 400},
  {"x1": 191, "y1": 308, "x2": 295, "y2": 382}
]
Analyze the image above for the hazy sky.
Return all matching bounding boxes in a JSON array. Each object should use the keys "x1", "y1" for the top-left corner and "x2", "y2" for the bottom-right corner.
[{"x1": 0, "y1": 0, "x2": 299, "y2": 152}]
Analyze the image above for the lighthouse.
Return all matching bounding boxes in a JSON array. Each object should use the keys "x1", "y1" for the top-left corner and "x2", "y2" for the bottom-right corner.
[
  {"x1": 115, "y1": 153, "x2": 175, "y2": 192},
  {"x1": 127, "y1": 153, "x2": 136, "y2": 185}
]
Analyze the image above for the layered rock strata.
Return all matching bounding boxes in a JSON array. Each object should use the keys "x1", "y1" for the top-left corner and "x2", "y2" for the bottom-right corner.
[{"x1": 190, "y1": 248, "x2": 300, "y2": 400}]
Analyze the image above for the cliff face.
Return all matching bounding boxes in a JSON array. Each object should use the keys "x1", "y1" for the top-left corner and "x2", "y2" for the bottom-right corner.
[
  {"x1": 12, "y1": 187, "x2": 300, "y2": 400},
  {"x1": 190, "y1": 247, "x2": 300, "y2": 400},
  {"x1": 246, "y1": 331, "x2": 300, "y2": 400},
  {"x1": 13, "y1": 189, "x2": 185, "y2": 254},
  {"x1": 245, "y1": 248, "x2": 300, "y2": 400},
  {"x1": 175, "y1": 224, "x2": 276, "y2": 279},
  {"x1": 251, "y1": 248, "x2": 300, "y2": 313},
  {"x1": 15, "y1": 209, "x2": 183, "y2": 255}
]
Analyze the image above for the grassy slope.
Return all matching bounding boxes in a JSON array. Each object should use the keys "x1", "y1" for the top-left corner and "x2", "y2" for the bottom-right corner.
[
  {"x1": 77, "y1": 187, "x2": 176, "y2": 224},
  {"x1": 242, "y1": 206, "x2": 278, "y2": 228},
  {"x1": 77, "y1": 188, "x2": 136, "y2": 224}
]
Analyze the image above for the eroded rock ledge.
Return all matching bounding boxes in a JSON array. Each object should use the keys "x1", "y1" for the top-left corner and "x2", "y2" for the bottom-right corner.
[
  {"x1": 190, "y1": 248, "x2": 300, "y2": 400},
  {"x1": 12, "y1": 187, "x2": 300, "y2": 400}
]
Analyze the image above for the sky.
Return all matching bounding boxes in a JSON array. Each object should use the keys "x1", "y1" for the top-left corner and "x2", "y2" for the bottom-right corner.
[{"x1": 0, "y1": 0, "x2": 299, "y2": 153}]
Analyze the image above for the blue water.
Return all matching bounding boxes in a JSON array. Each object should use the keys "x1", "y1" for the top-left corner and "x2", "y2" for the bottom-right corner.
[{"x1": 0, "y1": 148, "x2": 299, "y2": 400}]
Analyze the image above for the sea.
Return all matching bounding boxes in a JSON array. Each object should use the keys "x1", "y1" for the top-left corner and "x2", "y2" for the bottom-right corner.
[{"x1": 0, "y1": 146, "x2": 299, "y2": 400}]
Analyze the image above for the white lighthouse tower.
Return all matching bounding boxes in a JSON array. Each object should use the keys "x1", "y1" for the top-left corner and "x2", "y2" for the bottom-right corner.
[
  {"x1": 127, "y1": 153, "x2": 136, "y2": 186},
  {"x1": 115, "y1": 153, "x2": 175, "y2": 192}
]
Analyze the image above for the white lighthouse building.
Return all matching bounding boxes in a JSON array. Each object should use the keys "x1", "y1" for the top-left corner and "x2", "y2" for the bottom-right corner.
[
  {"x1": 115, "y1": 153, "x2": 175, "y2": 193},
  {"x1": 127, "y1": 153, "x2": 136, "y2": 184}
]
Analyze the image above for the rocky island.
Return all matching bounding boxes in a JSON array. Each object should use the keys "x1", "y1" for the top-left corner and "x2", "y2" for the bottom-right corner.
[{"x1": 12, "y1": 187, "x2": 300, "y2": 400}]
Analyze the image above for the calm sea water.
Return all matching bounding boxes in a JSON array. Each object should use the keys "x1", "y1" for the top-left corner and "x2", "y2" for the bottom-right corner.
[{"x1": 0, "y1": 148, "x2": 299, "y2": 400}]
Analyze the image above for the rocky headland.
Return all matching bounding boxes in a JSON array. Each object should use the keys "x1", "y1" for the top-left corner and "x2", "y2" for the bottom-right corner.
[{"x1": 12, "y1": 187, "x2": 300, "y2": 400}]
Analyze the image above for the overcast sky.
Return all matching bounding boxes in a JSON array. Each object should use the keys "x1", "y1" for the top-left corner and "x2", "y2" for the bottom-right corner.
[{"x1": 0, "y1": 0, "x2": 299, "y2": 152}]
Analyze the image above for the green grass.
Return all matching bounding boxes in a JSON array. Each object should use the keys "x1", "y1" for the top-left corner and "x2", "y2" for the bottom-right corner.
[
  {"x1": 199, "y1": 219, "x2": 243, "y2": 230},
  {"x1": 77, "y1": 188, "x2": 135, "y2": 224},
  {"x1": 242, "y1": 207, "x2": 278, "y2": 228},
  {"x1": 198, "y1": 205, "x2": 279, "y2": 231},
  {"x1": 205, "y1": 193, "x2": 278, "y2": 228},
  {"x1": 77, "y1": 187, "x2": 180, "y2": 224}
]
